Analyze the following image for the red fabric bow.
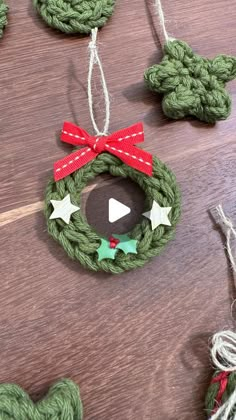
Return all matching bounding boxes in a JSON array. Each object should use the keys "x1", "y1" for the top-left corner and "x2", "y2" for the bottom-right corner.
[{"x1": 54, "y1": 122, "x2": 153, "y2": 181}]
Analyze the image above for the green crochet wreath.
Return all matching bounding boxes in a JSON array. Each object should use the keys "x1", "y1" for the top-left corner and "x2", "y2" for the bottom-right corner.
[
  {"x1": 33, "y1": 0, "x2": 115, "y2": 34},
  {"x1": 45, "y1": 153, "x2": 181, "y2": 274}
]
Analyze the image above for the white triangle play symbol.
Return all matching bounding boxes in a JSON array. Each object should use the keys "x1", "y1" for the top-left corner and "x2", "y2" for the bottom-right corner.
[{"x1": 109, "y1": 198, "x2": 131, "y2": 223}]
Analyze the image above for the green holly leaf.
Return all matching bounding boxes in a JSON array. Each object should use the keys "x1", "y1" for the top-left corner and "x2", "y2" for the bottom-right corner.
[
  {"x1": 113, "y1": 234, "x2": 138, "y2": 255},
  {"x1": 97, "y1": 239, "x2": 117, "y2": 261}
]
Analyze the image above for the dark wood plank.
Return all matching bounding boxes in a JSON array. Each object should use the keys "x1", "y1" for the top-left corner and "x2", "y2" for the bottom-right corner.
[{"x1": 0, "y1": 0, "x2": 236, "y2": 418}]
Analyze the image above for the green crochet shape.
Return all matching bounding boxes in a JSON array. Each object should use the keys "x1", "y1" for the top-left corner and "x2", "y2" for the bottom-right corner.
[
  {"x1": 113, "y1": 234, "x2": 138, "y2": 255},
  {"x1": 0, "y1": 379, "x2": 83, "y2": 419},
  {"x1": 33, "y1": 0, "x2": 116, "y2": 34},
  {"x1": 144, "y1": 40, "x2": 236, "y2": 123},
  {"x1": 0, "y1": 0, "x2": 8, "y2": 38}
]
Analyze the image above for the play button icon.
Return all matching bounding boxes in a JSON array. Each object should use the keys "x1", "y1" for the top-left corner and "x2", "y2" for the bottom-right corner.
[{"x1": 109, "y1": 198, "x2": 131, "y2": 223}]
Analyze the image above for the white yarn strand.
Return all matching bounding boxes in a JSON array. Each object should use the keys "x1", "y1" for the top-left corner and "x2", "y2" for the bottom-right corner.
[
  {"x1": 211, "y1": 331, "x2": 236, "y2": 372},
  {"x1": 88, "y1": 27, "x2": 110, "y2": 137},
  {"x1": 154, "y1": 0, "x2": 170, "y2": 43},
  {"x1": 207, "y1": 210, "x2": 236, "y2": 420},
  {"x1": 216, "y1": 205, "x2": 236, "y2": 275},
  {"x1": 210, "y1": 388, "x2": 236, "y2": 420}
]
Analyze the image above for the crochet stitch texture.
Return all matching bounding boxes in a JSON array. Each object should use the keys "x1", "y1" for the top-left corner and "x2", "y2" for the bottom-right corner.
[
  {"x1": 33, "y1": 0, "x2": 115, "y2": 34},
  {"x1": 205, "y1": 371, "x2": 236, "y2": 418},
  {"x1": 145, "y1": 40, "x2": 236, "y2": 123},
  {"x1": 0, "y1": 0, "x2": 8, "y2": 37},
  {"x1": 0, "y1": 379, "x2": 83, "y2": 419},
  {"x1": 45, "y1": 153, "x2": 181, "y2": 274}
]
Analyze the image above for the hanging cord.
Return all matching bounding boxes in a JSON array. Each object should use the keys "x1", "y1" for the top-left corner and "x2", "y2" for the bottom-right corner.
[
  {"x1": 216, "y1": 205, "x2": 236, "y2": 276},
  {"x1": 88, "y1": 27, "x2": 110, "y2": 137},
  {"x1": 154, "y1": 0, "x2": 170, "y2": 44},
  {"x1": 206, "y1": 210, "x2": 236, "y2": 420},
  {"x1": 208, "y1": 209, "x2": 236, "y2": 419},
  {"x1": 213, "y1": 204, "x2": 236, "y2": 318},
  {"x1": 148, "y1": 0, "x2": 175, "y2": 47}
]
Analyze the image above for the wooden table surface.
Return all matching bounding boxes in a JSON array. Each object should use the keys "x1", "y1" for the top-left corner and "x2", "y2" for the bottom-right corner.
[{"x1": 1, "y1": 0, "x2": 236, "y2": 418}]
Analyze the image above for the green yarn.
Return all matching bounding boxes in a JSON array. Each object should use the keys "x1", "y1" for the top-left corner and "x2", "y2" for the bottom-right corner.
[
  {"x1": 206, "y1": 371, "x2": 236, "y2": 418},
  {"x1": 144, "y1": 40, "x2": 236, "y2": 123},
  {"x1": 0, "y1": 379, "x2": 83, "y2": 419},
  {"x1": 0, "y1": 0, "x2": 8, "y2": 38},
  {"x1": 45, "y1": 153, "x2": 181, "y2": 274},
  {"x1": 33, "y1": 0, "x2": 115, "y2": 34}
]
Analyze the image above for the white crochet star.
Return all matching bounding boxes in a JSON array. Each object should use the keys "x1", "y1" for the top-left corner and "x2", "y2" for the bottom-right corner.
[
  {"x1": 50, "y1": 194, "x2": 80, "y2": 224},
  {"x1": 143, "y1": 201, "x2": 172, "y2": 230}
]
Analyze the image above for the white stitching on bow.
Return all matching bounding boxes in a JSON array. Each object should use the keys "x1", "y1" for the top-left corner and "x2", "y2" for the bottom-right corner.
[
  {"x1": 106, "y1": 145, "x2": 151, "y2": 167},
  {"x1": 55, "y1": 148, "x2": 92, "y2": 172}
]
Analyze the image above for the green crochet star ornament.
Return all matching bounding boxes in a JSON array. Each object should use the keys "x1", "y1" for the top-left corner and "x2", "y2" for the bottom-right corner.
[{"x1": 144, "y1": 40, "x2": 236, "y2": 123}]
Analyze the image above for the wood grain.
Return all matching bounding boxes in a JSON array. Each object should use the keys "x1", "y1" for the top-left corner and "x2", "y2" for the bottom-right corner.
[{"x1": 0, "y1": 0, "x2": 236, "y2": 418}]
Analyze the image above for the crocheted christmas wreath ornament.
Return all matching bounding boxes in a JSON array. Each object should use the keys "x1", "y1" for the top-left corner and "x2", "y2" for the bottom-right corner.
[
  {"x1": 144, "y1": 40, "x2": 236, "y2": 123},
  {"x1": 0, "y1": 0, "x2": 8, "y2": 38},
  {"x1": 0, "y1": 379, "x2": 83, "y2": 419},
  {"x1": 45, "y1": 122, "x2": 181, "y2": 274},
  {"x1": 33, "y1": 0, "x2": 115, "y2": 34}
]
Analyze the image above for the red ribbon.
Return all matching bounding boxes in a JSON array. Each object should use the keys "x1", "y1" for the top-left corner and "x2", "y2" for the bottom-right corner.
[
  {"x1": 54, "y1": 122, "x2": 153, "y2": 181},
  {"x1": 211, "y1": 371, "x2": 230, "y2": 413}
]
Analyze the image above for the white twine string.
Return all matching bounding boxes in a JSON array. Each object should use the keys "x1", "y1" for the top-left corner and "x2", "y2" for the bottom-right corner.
[
  {"x1": 209, "y1": 331, "x2": 236, "y2": 420},
  {"x1": 153, "y1": 0, "x2": 176, "y2": 47},
  {"x1": 209, "y1": 388, "x2": 236, "y2": 420},
  {"x1": 88, "y1": 27, "x2": 110, "y2": 136},
  {"x1": 211, "y1": 331, "x2": 236, "y2": 372},
  {"x1": 208, "y1": 209, "x2": 236, "y2": 420},
  {"x1": 216, "y1": 205, "x2": 236, "y2": 275},
  {"x1": 154, "y1": 0, "x2": 170, "y2": 43}
]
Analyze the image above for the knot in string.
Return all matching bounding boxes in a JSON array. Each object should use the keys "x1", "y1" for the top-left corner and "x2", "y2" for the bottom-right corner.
[{"x1": 89, "y1": 30, "x2": 98, "y2": 54}]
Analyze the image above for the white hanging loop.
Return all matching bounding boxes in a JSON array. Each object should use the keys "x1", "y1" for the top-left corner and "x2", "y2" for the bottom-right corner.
[
  {"x1": 88, "y1": 28, "x2": 110, "y2": 137},
  {"x1": 154, "y1": 0, "x2": 170, "y2": 44},
  {"x1": 152, "y1": 0, "x2": 176, "y2": 47}
]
